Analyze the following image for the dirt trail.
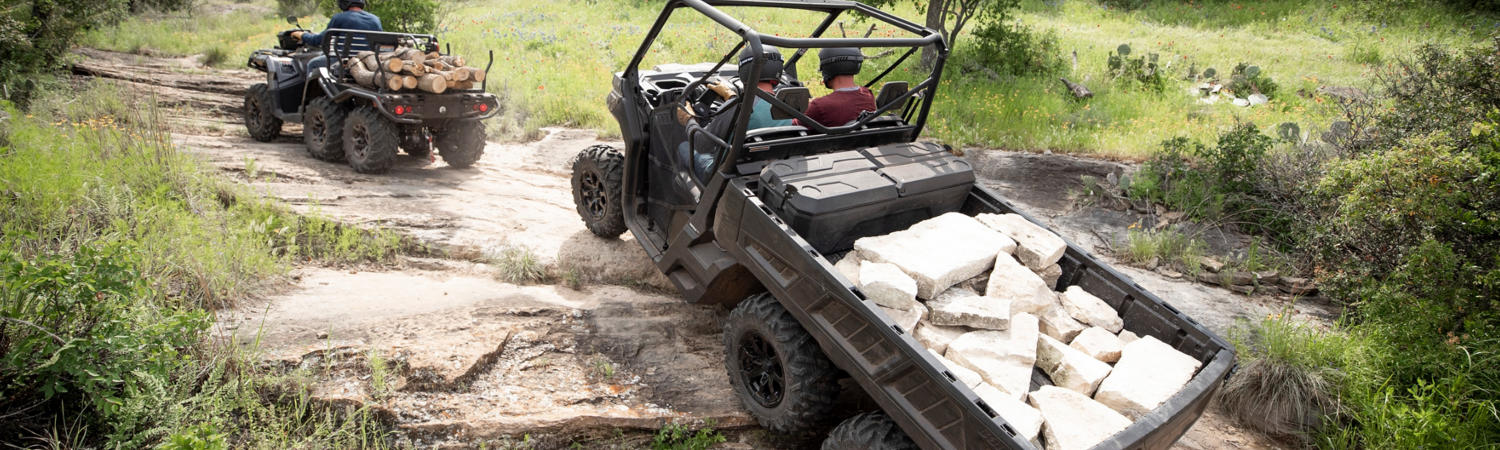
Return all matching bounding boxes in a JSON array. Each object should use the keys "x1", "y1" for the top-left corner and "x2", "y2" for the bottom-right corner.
[{"x1": 76, "y1": 48, "x2": 1293, "y2": 449}]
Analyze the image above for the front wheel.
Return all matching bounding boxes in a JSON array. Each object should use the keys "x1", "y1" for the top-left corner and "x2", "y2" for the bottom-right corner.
[
  {"x1": 244, "y1": 83, "x2": 282, "y2": 142},
  {"x1": 821, "y1": 412, "x2": 917, "y2": 450},
  {"x1": 434, "y1": 121, "x2": 485, "y2": 168},
  {"x1": 570, "y1": 145, "x2": 627, "y2": 239},
  {"x1": 724, "y1": 293, "x2": 841, "y2": 435},
  {"x1": 343, "y1": 106, "x2": 398, "y2": 174}
]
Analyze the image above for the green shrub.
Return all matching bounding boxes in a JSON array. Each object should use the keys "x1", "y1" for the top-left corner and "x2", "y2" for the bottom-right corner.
[
  {"x1": 1220, "y1": 316, "x2": 1346, "y2": 442},
  {"x1": 969, "y1": 21, "x2": 1065, "y2": 77},
  {"x1": 1225, "y1": 62, "x2": 1278, "y2": 99},
  {"x1": 318, "y1": 0, "x2": 438, "y2": 34},
  {"x1": 651, "y1": 422, "x2": 726, "y2": 450},
  {"x1": 1106, "y1": 44, "x2": 1165, "y2": 92},
  {"x1": 1, "y1": 0, "x2": 124, "y2": 104},
  {"x1": 1360, "y1": 38, "x2": 1500, "y2": 153}
]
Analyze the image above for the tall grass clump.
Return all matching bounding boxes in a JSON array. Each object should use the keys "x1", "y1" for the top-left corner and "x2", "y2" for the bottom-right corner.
[
  {"x1": 0, "y1": 84, "x2": 398, "y2": 446},
  {"x1": 1220, "y1": 316, "x2": 1354, "y2": 442}
]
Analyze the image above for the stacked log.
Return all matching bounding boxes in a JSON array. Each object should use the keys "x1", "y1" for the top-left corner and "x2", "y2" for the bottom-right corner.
[{"x1": 341, "y1": 46, "x2": 486, "y2": 94}]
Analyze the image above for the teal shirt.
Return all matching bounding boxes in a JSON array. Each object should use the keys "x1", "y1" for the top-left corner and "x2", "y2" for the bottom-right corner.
[{"x1": 748, "y1": 97, "x2": 793, "y2": 130}]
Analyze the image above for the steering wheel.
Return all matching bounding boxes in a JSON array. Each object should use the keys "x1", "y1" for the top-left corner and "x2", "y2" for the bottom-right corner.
[{"x1": 681, "y1": 77, "x2": 737, "y2": 124}]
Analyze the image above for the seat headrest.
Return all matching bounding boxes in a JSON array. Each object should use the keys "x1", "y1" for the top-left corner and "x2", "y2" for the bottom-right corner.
[
  {"x1": 874, "y1": 81, "x2": 909, "y2": 111},
  {"x1": 770, "y1": 87, "x2": 810, "y2": 120}
]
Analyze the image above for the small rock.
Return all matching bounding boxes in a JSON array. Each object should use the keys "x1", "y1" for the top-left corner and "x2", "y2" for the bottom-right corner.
[
  {"x1": 927, "y1": 288, "x2": 1011, "y2": 330},
  {"x1": 316, "y1": 331, "x2": 329, "y2": 339},
  {"x1": 1226, "y1": 271, "x2": 1255, "y2": 286},
  {"x1": 1232, "y1": 97, "x2": 1251, "y2": 107},
  {"x1": 1199, "y1": 94, "x2": 1220, "y2": 105},
  {"x1": 834, "y1": 255, "x2": 862, "y2": 286},
  {"x1": 928, "y1": 349, "x2": 983, "y2": 388},
  {"x1": 855, "y1": 213, "x2": 1016, "y2": 299},
  {"x1": 879, "y1": 303, "x2": 926, "y2": 332},
  {"x1": 1254, "y1": 270, "x2": 1280, "y2": 285},
  {"x1": 1037, "y1": 303, "x2": 1088, "y2": 342},
  {"x1": 1248, "y1": 93, "x2": 1269, "y2": 105},
  {"x1": 1163, "y1": 211, "x2": 1185, "y2": 222},
  {"x1": 915, "y1": 323, "x2": 969, "y2": 354},
  {"x1": 946, "y1": 313, "x2": 1040, "y2": 399},
  {"x1": 1200, "y1": 258, "x2": 1224, "y2": 273},
  {"x1": 1030, "y1": 386, "x2": 1132, "y2": 450},
  {"x1": 973, "y1": 383, "x2": 1044, "y2": 447},
  {"x1": 1230, "y1": 285, "x2": 1256, "y2": 295},
  {"x1": 1159, "y1": 269, "x2": 1183, "y2": 279},
  {"x1": 1117, "y1": 330, "x2": 1140, "y2": 344},
  {"x1": 1058, "y1": 286, "x2": 1123, "y2": 333},
  {"x1": 1038, "y1": 264, "x2": 1063, "y2": 290},
  {"x1": 957, "y1": 271, "x2": 990, "y2": 292},
  {"x1": 1145, "y1": 256, "x2": 1161, "y2": 270},
  {"x1": 859, "y1": 261, "x2": 921, "y2": 311},
  {"x1": 987, "y1": 253, "x2": 1056, "y2": 315},
  {"x1": 975, "y1": 213, "x2": 1068, "y2": 270},
  {"x1": 1196, "y1": 272, "x2": 1225, "y2": 286},
  {"x1": 1036, "y1": 335, "x2": 1113, "y2": 396},
  {"x1": 1094, "y1": 336, "x2": 1204, "y2": 419},
  {"x1": 1070, "y1": 327, "x2": 1125, "y2": 363}
]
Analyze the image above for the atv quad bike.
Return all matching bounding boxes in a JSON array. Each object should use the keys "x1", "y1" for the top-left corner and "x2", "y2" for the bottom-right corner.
[
  {"x1": 571, "y1": 1, "x2": 1235, "y2": 448},
  {"x1": 245, "y1": 17, "x2": 498, "y2": 173}
]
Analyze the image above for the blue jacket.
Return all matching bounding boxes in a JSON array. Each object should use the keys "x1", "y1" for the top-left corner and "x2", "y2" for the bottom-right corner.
[{"x1": 302, "y1": 10, "x2": 383, "y2": 48}]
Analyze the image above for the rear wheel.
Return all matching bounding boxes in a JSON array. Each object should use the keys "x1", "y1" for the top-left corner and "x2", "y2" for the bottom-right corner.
[
  {"x1": 724, "y1": 293, "x2": 840, "y2": 434},
  {"x1": 434, "y1": 120, "x2": 485, "y2": 168},
  {"x1": 303, "y1": 96, "x2": 347, "y2": 162},
  {"x1": 570, "y1": 145, "x2": 627, "y2": 239},
  {"x1": 343, "y1": 106, "x2": 398, "y2": 174},
  {"x1": 821, "y1": 412, "x2": 917, "y2": 450},
  {"x1": 244, "y1": 83, "x2": 282, "y2": 142}
]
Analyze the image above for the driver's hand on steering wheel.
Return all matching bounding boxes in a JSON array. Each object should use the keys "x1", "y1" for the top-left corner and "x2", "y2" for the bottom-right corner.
[
  {"x1": 291, "y1": 30, "x2": 305, "y2": 41},
  {"x1": 707, "y1": 80, "x2": 735, "y2": 100}
]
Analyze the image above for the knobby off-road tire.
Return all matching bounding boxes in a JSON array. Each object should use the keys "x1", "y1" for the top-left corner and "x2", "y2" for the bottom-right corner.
[
  {"x1": 570, "y1": 144, "x2": 627, "y2": 239},
  {"x1": 244, "y1": 83, "x2": 282, "y2": 142},
  {"x1": 821, "y1": 412, "x2": 918, "y2": 450},
  {"x1": 435, "y1": 120, "x2": 485, "y2": 168},
  {"x1": 303, "y1": 96, "x2": 347, "y2": 162},
  {"x1": 401, "y1": 128, "x2": 432, "y2": 158},
  {"x1": 724, "y1": 293, "x2": 840, "y2": 435},
  {"x1": 343, "y1": 106, "x2": 398, "y2": 174}
]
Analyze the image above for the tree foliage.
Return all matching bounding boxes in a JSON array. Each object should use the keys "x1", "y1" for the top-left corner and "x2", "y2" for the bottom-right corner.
[
  {"x1": 316, "y1": 0, "x2": 438, "y2": 34},
  {"x1": 864, "y1": 0, "x2": 1020, "y2": 68},
  {"x1": 0, "y1": 0, "x2": 124, "y2": 103}
]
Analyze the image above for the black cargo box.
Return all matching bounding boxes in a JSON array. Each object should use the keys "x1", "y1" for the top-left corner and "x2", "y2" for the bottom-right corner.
[{"x1": 758, "y1": 142, "x2": 974, "y2": 253}]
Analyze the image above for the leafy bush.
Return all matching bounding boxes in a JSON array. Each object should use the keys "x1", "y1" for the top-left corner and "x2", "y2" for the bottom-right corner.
[
  {"x1": 1107, "y1": 44, "x2": 1165, "y2": 92},
  {"x1": 277, "y1": 0, "x2": 321, "y2": 18},
  {"x1": 969, "y1": 21, "x2": 1065, "y2": 77},
  {"x1": 651, "y1": 422, "x2": 726, "y2": 450},
  {"x1": 1354, "y1": 37, "x2": 1500, "y2": 153},
  {"x1": 318, "y1": 0, "x2": 438, "y2": 34},
  {"x1": 1, "y1": 0, "x2": 123, "y2": 104},
  {"x1": 1225, "y1": 62, "x2": 1278, "y2": 99}
]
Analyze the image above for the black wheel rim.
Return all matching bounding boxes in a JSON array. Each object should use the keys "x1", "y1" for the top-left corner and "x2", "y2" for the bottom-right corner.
[
  {"x1": 350, "y1": 121, "x2": 369, "y2": 160},
  {"x1": 247, "y1": 96, "x2": 264, "y2": 129},
  {"x1": 309, "y1": 111, "x2": 326, "y2": 144},
  {"x1": 737, "y1": 331, "x2": 784, "y2": 408},
  {"x1": 581, "y1": 171, "x2": 607, "y2": 219}
]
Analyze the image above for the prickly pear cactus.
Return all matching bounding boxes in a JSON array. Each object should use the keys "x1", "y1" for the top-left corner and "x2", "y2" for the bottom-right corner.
[
  {"x1": 1118, "y1": 43, "x2": 1132, "y2": 56},
  {"x1": 1277, "y1": 122, "x2": 1301, "y2": 142}
]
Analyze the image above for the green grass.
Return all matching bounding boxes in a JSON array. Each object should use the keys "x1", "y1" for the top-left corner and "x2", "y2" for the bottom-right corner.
[
  {"x1": 1120, "y1": 227, "x2": 1205, "y2": 274},
  {"x1": 86, "y1": 0, "x2": 1494, "y2": 155}
]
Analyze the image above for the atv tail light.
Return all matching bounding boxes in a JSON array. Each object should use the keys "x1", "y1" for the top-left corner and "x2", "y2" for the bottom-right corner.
[
  {"x1": 392, "y1": 105, "x2": 409, "y2": 115},
  {"x1": 472, "y1": 103, "x2": 489, "y2": 113}
]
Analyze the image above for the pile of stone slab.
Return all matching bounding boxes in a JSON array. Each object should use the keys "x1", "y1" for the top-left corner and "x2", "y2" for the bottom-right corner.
[{"x1": 837, "y1": 212, "x2": 1204, "y2": 450}]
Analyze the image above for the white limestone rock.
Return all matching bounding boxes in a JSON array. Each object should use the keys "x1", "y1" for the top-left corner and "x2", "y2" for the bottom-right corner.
[
  {"x1": 879, "y1": 303, "x2": 927, "y2": 332},
  {"x1": 928, "y1": 349, "x2": 983, "y2": 388},
  {"x1": 914, "y1": 323, "x2": 969, "y2": 354},
  {"x1": 854, "y1": 213, "x2": 1016, "y2": 299},
  {"x1": 927, "y1": 288, "x2": 1011, "y2": 330},
  {"x1": 1070, "y1": 327, "x2": 1125, "y2": 363},
  {"x1": 973, "y1": 383, "x2": 1043, "y2": 447},
  {"x1": 1118, "y1": 330, "x2": 1140, "y2": 344},
  {"x1": 1058, "y1": 286, "x2": 1124, "y2": 333},
  {"x1": 1094, "y1": 336, "x2": 1204, "y2": 419},
  {"x1": 1036, "y1": 335, "x2": 1113, "y2": 396},
  {"x1": 859, "y1": 261, "x2": 921, "y2": 311},
  {"x1": 1029, "y1": 386, "x2": 1132, "y2": 450},
  {"x1": 834, "y1": 255, "x2": 862, "y2": 286},
  {"x1": 976, "y1": 213, "x2": 1067, "y2": 270},
  {"x1": 945, "y1": 313, "x2": 1039, "y2": 400},
  {"x1": 1039, "y1": 264, "x2": 1062, "y2": 290},
  {"x1": 986, "y1": 253, "x2": 1057, "y2": 315},
  {"x1": 1037, "y1": 302, "x2": 1087, "y2": 343}
]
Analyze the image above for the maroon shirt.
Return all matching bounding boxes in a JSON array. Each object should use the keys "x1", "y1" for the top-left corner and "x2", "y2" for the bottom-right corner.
[{"x1": 804, "y1": 87, "x2": 876, "y2": 127}]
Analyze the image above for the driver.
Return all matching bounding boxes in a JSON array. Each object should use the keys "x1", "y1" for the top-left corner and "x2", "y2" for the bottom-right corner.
[
  {"x1": 803, "y1": 47, "x2": 875, "y2": 127},
  {"x1": 678, "y1": 45, "x2": 791, "y2": 181},
  {"x1": 291, "y1": 0, "x2": 383, "y2": 73}
]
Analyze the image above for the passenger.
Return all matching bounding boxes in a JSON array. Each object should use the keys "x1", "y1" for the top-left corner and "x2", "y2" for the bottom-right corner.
[
  {"x1": 292, "y1": 0, "x2": 383, "y2": 74},
  {"x1": 678, "y1": 45, "x2": 790, "y2": 181},
  {"x1": 803, "y1": 47, "x2": 875, "y2": 127}
]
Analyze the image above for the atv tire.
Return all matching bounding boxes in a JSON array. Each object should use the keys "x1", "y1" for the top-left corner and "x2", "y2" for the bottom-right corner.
[
  {"x1": 724, "y1": 293, "x2": 840, "y2": 435},
  {"x1": 434, "y1": 120, "x2": 485, "y2": 168},
  {"x1": 343, "y1": 106, "x2": 398, "y2": 174},
  {"x1": 401, "y1": 128, "x2": 432, "y2": 158},
  {"x1": 244, "y1": 83, "x2": 282, "y2": 142},
  {"x1": 821, "y1": 412, "x2": 917, "y2": 450},
  {"x1": 303, "y1": 96, "x2": 347, "y2": 162},
  {"x1": 570, "y1": 145, "x2": 627, "y2": 239}
]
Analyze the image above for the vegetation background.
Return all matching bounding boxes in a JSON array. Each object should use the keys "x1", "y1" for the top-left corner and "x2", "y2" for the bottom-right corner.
[{"x1": 2, "y1": 0, "x2": 1498, "y2": 447}]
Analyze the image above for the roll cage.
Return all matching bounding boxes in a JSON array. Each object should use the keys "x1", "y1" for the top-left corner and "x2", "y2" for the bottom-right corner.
[{"x1": 625, "y1": 0, "x2": 949, "y2": 172}]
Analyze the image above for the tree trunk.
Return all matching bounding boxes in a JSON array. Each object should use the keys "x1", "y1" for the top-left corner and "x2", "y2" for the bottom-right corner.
[{"x1": 921, "y1": 0, "x2": 947, "y2": 70}]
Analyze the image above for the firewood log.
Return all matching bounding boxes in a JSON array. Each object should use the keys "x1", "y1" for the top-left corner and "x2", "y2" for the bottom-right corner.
[
  {"x1": 451, "y1": 80, "x2": 475, "y2": 91},
  {"x1": 417, "y1": 74, "x2": 447, "y2": 94},
  {"x1": 348, "y1": 58, "x2": 377, "y2": 87},
  {"x1": 399, "y1": 60, "x2": 426, "y2": 76},
  {"x1": 401, "y1": 75, "x2": 418, "y2": 90},
  {"x1": 384, "y1": 56, "x2": 404, "y2": 73},
  {"x1": 426, "y1": 51, "x2": 441, "y2": 61},
  {"x1": 439, "y1": 55, "x2": 465, "y2": 68},
  {"x1": 396, "y1": 47, "x2": 426, "y2": 65},
  {"x1": 447, "y1": 67, "x2": 469, "y2": 82},
  {"x1": 466, "y1": 67, "x2": 485, "y2": 83},
  {"x1": 378, "y1": 72, "x2": 402, "y2": 91}
]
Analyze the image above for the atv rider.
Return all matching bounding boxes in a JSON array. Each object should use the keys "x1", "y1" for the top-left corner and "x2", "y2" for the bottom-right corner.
[
  {"x1": 291, "y1": 0, "x2": 383, "y2": 74},
  {"x1": 802, "y1": 47, "x2": 875, "y2": 127},
  {"x1": 679, "y1": 45, "x2": 792, "y2": 181}
]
